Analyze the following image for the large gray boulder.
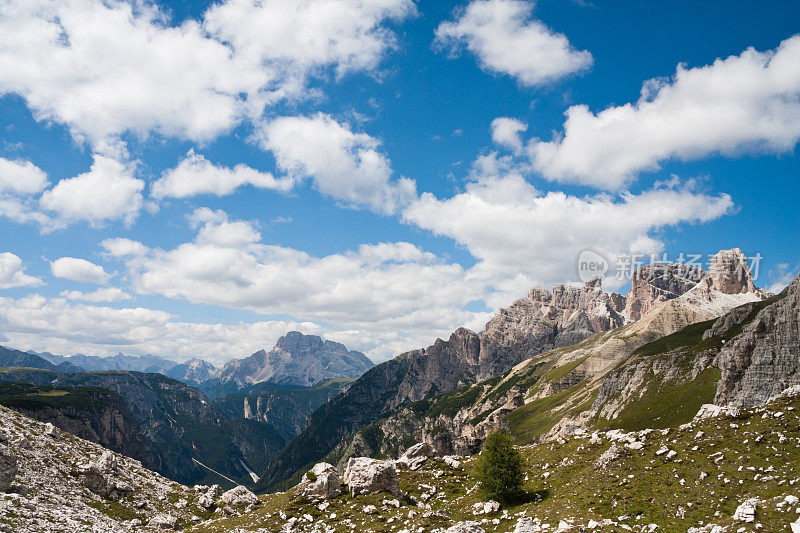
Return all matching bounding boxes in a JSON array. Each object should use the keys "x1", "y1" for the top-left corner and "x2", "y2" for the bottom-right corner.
[
  {"x1": 343, "y1": 457, "x2": 400, "y2": 497},
  {"x1": 298, "y1": 462, "x2": 341, "y2": 501},
  {"x1": 395, "y1": 442, "x2": 436, "y2": 470},
  {"x1": 0, "y1": 445, "x2": 18, "y2": 492},
  {"x1": 221, "y1": 485, "x2": 258, "y2": 507}
]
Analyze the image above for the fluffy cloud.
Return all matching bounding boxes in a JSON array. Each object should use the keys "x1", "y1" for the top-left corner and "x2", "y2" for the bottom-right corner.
[
  {"x1": 434, "y1": 0, "x2": 592, "y2": 86},
  {"x1": 151, "y1": 150, "x2": 294, "y2": 199},
  {"x1": 491, "y1": 117, "x2": 528, "y2": 152},
  {"x1": 60, "y1": 287, "x2": 132, "y2": 303},
  {"x1": 0, "y1": 0, "x2": 414, "y2": 151},
  {"x1": 257, "y1": 113, "x2": 417, "y2": 214},
  {"x1": 0, "y1": 158, "x2": 48, "y2": 194},
  {"x1": 96, "y1": 208, "x2": 489, "y2": 359},
  {"x1": 529, "y1": 34, "x2": 800, "y2": 189},
  {"x1": 204, "y1": 0, "x2": 416, "y2": 80},
  {"x1": 402, "y1": 156, "x2": 735, "y2": 300},
  {"x1": 39, "y1": 155, "x2": 143, "y2": 226},
  {"x1": 0, "y1": 252, "x2": 43, "y2": 289},
  {"x1": 50, "y1": 257, "x2": 111, "y2": 285},
  {"x1": 100, "y1": 238, "x2": 149, "y2": 258}
]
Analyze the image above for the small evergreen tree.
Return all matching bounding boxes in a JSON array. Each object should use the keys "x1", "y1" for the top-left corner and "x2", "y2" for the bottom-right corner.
[{"x1": 474, "y1": 431, "x2": 524, "y2": 503}]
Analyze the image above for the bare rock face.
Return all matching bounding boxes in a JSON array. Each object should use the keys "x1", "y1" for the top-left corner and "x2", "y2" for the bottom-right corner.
[
  {"x1": 298, "y1": 462, "x2": 342, "y2": 501},
  {"x1": 714, "y1": 273, "x2": 800, "y2": 407},
  {"x1": 708, "y1": 248, "x2": 757, "y2": 294},
  {"x1": 395, "y1": 442, "x2": 436, "y2": 470},
  {"x1": 624, "y1": 264, "x2": 704, "y2": 322},
  {"x1": 221, "y1": 485, "x2": 258, "y2": 507},
  {"x1": 342, "y1": 457, "x2": 400, "y2": 497},
  {"x1": 479, "y1": 278, "x2": 626, "y2": 378},
  {"x1": 0, "y1": 445, "x2": 18, "y2": 492}
]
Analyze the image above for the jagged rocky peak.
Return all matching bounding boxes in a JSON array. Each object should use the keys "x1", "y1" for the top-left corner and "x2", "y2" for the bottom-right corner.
[
  {"x1": 212, "y1": 331, "x2": 374, "y2": 388},
  {"x1": 478, "y1": 277, "x2": 627, "y2": 378},
  {"x1": 707, "y1": 247, "x2": 758, "y2": 294},
  {"x1": 623, "y1": 262, "x2": 705, "y2": 322}
]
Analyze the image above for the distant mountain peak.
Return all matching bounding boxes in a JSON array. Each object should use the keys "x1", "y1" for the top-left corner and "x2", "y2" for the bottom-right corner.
[{"x1": 210, "y1": 332, "x2": 373, "y2": 389}]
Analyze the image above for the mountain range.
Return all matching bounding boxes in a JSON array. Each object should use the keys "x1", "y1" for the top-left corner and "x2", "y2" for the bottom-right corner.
[
  {"x1": 257, "y1": 248, "x2": 772, "y2": 490},
  {"x1": 1, "y1": 247, "x2": 799, "y2": 532}
]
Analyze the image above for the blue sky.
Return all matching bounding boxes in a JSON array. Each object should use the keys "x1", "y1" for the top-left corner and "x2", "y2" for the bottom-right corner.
[{"x1": 0, "y1": 0, "x2": 798, "y2": 363}]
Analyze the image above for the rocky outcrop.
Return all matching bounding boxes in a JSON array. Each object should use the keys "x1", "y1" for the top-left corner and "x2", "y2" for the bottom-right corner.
[
  {"x1": 342, "y1": 457, "x2": 400, "y2": 497},
  {"x1": 210, "y1": 331, "x2": 374, "y2": 390},
  {"x1": 297, "y1": 462, "x2": 342, "y2": 501},
  {"x1": 623, "y1": 264, "x2": 704, "y2": 321},
  {"x1": 714, "y1": 274, "x2": 800, "y2": 407}
]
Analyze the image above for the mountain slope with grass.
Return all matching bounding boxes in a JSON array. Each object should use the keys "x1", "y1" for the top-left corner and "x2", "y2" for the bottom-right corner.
[
  {"x1": 257, "y1": 249, "x2": 767, "y2": 491},
  {"x1": 332, "y1": 252, "x2": 774, "y2": 464},
  {"x1": 188, "y1": 388, "x2": 800, "y2": 533}
]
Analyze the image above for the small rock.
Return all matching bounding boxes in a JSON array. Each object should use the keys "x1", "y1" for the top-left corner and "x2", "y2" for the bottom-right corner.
[
  {"x1": 43, "y1": 423, "x2": 59, "y2": 439},
  {"x1": 363, "y1": 504, "x2": 378, "y2": 515},
  {"x1": 733, "y1": 498, "x2": 758, "y2": 523},
  {"x1": 445, "y1": 521, "x2": 485, "y2": 533},
  {"x1": 147, "y1": 513, "x2": 180, "y2": 530}
]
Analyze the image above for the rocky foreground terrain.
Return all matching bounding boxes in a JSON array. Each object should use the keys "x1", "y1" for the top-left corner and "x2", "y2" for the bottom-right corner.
[{"x1": 2, "y1": 383, "x2": 799, "y2": 532}]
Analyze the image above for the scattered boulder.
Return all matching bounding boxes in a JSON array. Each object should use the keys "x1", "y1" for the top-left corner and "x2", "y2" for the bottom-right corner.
[
  {"x1": 514, "y1": 518, "x2": 538, "y2": 532},
  {"x1": 221, "y1": 485, "x2": 258, "y2": 508},
  {"x1": 298, "y1": 462, "x2": 342, "y2": 501},
  {"x1": 147, "y1": 513, "x2": 180, "y2": 530},
  {"x1": 363, "y1": 504, "x2": 378, "y2": 515},
  {"x1": 594, "y1": 444, "x2": 625, "y2": 469},
  {"x1": 445, "y1": 521, "x2": 485, "y2": 533},
  {"x1": 343, "y1": 457, "x2": 400, "y2": 497},
  {"x1": 95, "y1": 450, "x2": 118, "y2": 473},
  {"x1": 0, "y1": 445, "x2": 18, "y2": 492},
  {"x1": 791, "y1": 517, "x2": 800, "y2": 533},
  {"x1": 43, "y1": 423, "x2": 59, "y2": 439},
  {"x1": 472, "y1": 500, "x2": 500, "y2": 514},
  {"x1": 694, "y1": 404, "x2": 742, "y2": 420},
  {"x1": 733, "y1": 497, "x2": 758, "y2": 523},
  {"x1": 443, "y1": 456, "x2": 463, "y2": 470},
  {"x1": 396, "y1": 442, "x2": 436, "y2": 470}
]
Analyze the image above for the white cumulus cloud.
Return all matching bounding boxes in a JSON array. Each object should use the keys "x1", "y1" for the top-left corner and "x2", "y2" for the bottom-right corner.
[
  {"x1": 0, "y1": 252, "x2": 43, "y2": 289},
  {"x1": 257, "y1": 113, "x2": 417, "y2": 215},
  {"x1": 491, "y1": 117, "x2": 528, "y2": 152},
  {"x1": 151, "y1": 150, "x2": 294, "y2": 199},
  {"x1": 39, "y1": 155, "x2": 144, "y2": 226},
  {"x1": 50, "y1": 257, "x2": 111, "y2": 285},
  {"x1": 0, "y1": 0, "x2": 415, "y2": 152},
  {"x1": 434, "y1": 0, "x2": 592, "y2": 86},
  {"x1": 0, "y1": 158, "x2": 49, "y2": 194},
  {"x1": 528, "y1": 34, "x2": 800, "y2": 189},
  {"x1": 402, "y1": 155, "x2": 735, "y2": 300},
  {"x1": 60, "y1": 287, "x2": 133, "y2": 303}
]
